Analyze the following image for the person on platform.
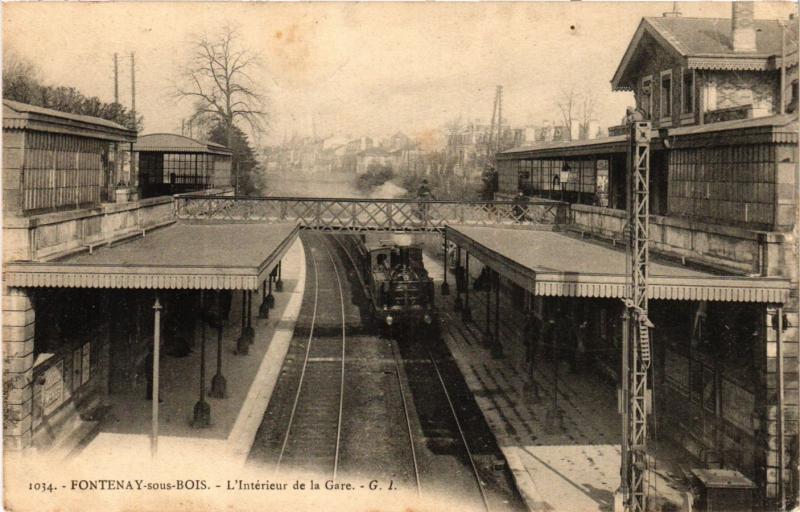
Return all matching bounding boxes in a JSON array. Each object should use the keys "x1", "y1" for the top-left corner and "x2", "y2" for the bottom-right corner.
[{"x1": 513, "y1": 190, "x2": 529, "y2": 222}]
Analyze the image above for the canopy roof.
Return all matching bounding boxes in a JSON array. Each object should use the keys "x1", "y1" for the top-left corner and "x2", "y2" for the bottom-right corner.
[
  {"x1": 4, "y1": 222, "x2": 299, "y2": 290},
  {"x1": 133, "y1": 133, "x2": 233, "y2": 155},
  {"x1": 499, "y1": 134, "x2": 629, "y2": 160},
  {"x1": 447, "y1": 225, "x2": 790, "y2": 303},
  {"x1": 3, "y1": 100, "x2": 137, "y2": 142}
]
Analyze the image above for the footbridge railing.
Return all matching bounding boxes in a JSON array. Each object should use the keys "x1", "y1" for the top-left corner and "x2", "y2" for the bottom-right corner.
[{"x1": 176, "y1": 195, "x2": 569, "y2": 232}]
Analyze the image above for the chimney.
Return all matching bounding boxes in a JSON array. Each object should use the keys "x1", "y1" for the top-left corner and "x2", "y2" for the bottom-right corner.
[{"x1": 731, "y1": 1, "x2": 757, "y2": 52}]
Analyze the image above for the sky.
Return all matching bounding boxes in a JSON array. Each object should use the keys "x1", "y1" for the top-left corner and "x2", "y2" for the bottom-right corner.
[{"x1": 4, "y1": 1, "x2": 797, "y2": 146}]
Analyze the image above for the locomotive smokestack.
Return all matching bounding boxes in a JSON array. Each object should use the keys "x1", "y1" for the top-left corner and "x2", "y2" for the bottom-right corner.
[{"x1": 731, "y1": 1, "x2": 757, "y2": 53}]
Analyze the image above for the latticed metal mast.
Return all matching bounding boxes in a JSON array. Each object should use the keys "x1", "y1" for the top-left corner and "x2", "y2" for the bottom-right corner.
[{"x1": 622, "y1": 120, "x2": 653, "y2": 512}]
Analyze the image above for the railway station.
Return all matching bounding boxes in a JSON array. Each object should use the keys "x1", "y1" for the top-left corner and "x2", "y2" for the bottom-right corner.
[{"x1": 2, "y1": 2, "x2": 799, "y2": 512}]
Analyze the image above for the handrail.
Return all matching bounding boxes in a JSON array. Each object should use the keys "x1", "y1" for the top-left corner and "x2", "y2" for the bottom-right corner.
[
  {"x1": 178, "y1": 194, "x2": 567, "y2": 206},
  {"x1": 175, "y1": 194, "x2": 569, "y2": 231}
]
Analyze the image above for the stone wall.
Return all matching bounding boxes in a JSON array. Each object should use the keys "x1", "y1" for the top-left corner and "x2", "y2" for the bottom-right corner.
[
  {"x1": 568, "y1": 204, "x2": 792, "y2": 276},
  {"x1": 2, "y1": 288, "x2": 35, "y2": 450}
]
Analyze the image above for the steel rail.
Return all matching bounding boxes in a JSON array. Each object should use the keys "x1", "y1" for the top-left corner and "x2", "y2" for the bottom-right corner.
[
  {"x1": 320, "y1": 235, "x2": 348, "y2": 482},
  {"x1": 275, "y1": 241, "x2": 320, "y2": 472},
  {"x1": 390, "y1": 340, "x2": 422, "y2": 497},
  {"x1": 329, "y1": 234, "x2": 422, "y2": 497},
  {"x1": 426, "y1": 345, "x2": 491, "y2": 512}
]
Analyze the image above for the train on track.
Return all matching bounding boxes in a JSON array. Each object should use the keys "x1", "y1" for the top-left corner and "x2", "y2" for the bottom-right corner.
[{"x1": 340, "y1": 233, "x2": 437, "y2": 330}]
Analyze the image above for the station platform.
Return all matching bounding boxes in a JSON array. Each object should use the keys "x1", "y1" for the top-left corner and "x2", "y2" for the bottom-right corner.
[
  {"x1": 76, "y1": 237, "x2": 307, "y2": 466},
  {"x1": 424, "y1": 253, "x2": 694, "y2": 512}
]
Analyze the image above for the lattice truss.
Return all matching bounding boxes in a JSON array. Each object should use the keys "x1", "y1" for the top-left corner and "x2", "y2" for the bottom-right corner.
[{"x1": 176, "y1": 197, "x2": 563, "y2": 231}]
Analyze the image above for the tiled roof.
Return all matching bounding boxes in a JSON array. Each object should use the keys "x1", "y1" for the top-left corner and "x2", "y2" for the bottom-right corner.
[
  {"x1": 645, "y1": 16, "x2": 787, "y2": 57},
  {"x1": 612, "y1": 15, "x2": 798, "y2": 90},
  {"x1": 133, "y1": 133, "x2": 232, "y2": 155}
]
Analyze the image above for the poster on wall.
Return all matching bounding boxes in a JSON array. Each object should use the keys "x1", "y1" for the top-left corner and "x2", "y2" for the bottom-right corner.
[
  {"x1": 596, "y1": 160, "x2": 609, "y2": 207},
  {"x1": 664, "y1": 349, "x2": 690, "y2": 395},
  {"x1": 721, "y1": 378, "x2": 754, "y2": 431},
  {"x1": 42, "y1": 360, "x2": 65, "y2": 417}
]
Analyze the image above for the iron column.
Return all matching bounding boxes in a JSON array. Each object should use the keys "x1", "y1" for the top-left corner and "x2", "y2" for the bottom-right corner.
[
  {"x1": 462, "y1": 252, "x2": 472, "y2": 322},
  {"x1": 259, "y1": 279, "x2": 270, "y2": 319},
  {"x1": 236, "y1": 290, "x2": 249, "y2": 355},
  {"x1": 210, "y1": 291, "x2": 227, "y2": 398},
  {"x1": 492, "y1": 270, "x2": 503, "y2": 359},
  {"x1": 275, "y1": 261, "x2": 284, "y2": 292},
  {"x1": 192, "y1": 292, "x2": 211, "y2": 427},
  {"x1": 151, "y1": 297, "x2": 162, "y2": 458},
  {"x1": 441, "y1": 232, "x2": 450, "y2": 295}
]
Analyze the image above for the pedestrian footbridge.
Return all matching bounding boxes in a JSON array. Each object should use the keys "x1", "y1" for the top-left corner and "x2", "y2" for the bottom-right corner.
[{"x1": 176, "y1": 195, "x2": 568, "y2": 232}]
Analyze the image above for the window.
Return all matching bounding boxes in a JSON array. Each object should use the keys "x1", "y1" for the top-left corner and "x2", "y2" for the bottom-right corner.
[
  {"x1": 641, "y1": 76, "x2": 653, "y2": 117},
  {"x1": 788, "y1": 79, "x2": 799, "y2": 114},
  {"x1": 660, "y1": 70, "x2": 673, "y2": 119},
  {"x1": 682, "y1": 69, "x2": 695, "y2": 114}
]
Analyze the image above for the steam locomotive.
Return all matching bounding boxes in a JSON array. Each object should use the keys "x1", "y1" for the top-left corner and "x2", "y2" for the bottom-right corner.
[{"x1": 342, "y1": 234, "x2": 437, "y2": 330}]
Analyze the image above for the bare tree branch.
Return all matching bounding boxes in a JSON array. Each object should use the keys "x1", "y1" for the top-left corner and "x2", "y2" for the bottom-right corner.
[{"x1": 174, "y1": 23, "x2": 269, "y2": 150}]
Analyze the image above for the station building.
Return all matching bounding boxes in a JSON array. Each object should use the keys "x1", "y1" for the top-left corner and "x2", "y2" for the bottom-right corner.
[
  {"x1": 2, "y1": 100, "x2": 296, "y2": 454},
  {"x1": 465, "y1": 4, "x2": 799, "y2": 505},
  {"x1": 134, "y1": 133, "x2": 232, "y2": 199}
]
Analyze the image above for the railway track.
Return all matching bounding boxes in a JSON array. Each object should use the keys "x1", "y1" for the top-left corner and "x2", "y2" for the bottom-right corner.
[
  {"x1": 274, "y1": 234, "x2": 347, "y2": 477},
  {"x1": 250, "y1": 233, "x2": 522, "y2": 511},
  {"x1": 333, "y1": 234, "x2": 490, "y2": 511}
]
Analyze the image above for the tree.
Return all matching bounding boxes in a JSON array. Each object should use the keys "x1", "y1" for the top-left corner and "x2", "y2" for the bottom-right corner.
[
  {"x1": 208, "y1": 122, "x2": 264, "y2": 196},
  {"x1": 3, "y1": 47, "x2": 142, "y2": 130},
  {"x1": 556, "y1": 87, "x2": 578, "y2": 141},
  {"x1": 3, "y1": 48, "x2": 41, "y2": 104},
  {"x1": 176, "y1": 24, "x2": 268, "y2": 193},
  {"x1": 556, "y1": 86, "x2": 598, "y2": 141}
]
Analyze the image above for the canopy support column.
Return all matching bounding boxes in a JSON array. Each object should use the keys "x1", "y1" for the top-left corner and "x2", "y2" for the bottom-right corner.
[
  {"x1": 259, "y1": 279, "x2": 270, "y2": 319},
  {"x1": 454, "y1": 245, "x2": 463, "y2": 311},
  {"x1": 275, "y1": 261, "x2": 284, "y2": 292},
  {"x1": 266, "y1": 270, "x2": 276, "y2": 309},
  {"x1": 236, "y1": 291, "x2": 250, "y2": 355},
  {"x1": 150, "y1": 297, "x2": 162, "y2": 458},
  {"x1": 462, "y1": 252, "x2": 472, "y2": 322},
  {"x1": 484, "y1": 270, "x2": 492, "y2": 346},
  {"x1": 245, "y1": 290, "x2": 255, "y2": 344},
  {"x1": 545, "y1": 302, "x2": 563, "y2": 433},
  {"x1": 441, "y1": 232, "x2": 450, "y2": 295},
  {"x1": 492, "y1": 270, "x2": 503, "y2": 359},
  {"x1": 192, "y1": 291, "x2": 211, "y2": 428},
  {"x1": 210, "y1": 291, "x2": 227, "y2": 398}
]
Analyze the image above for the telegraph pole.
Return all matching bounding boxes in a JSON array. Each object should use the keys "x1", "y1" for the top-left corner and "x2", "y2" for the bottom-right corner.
[
  {"x1": 130, "y1": 52, "x2": 136, "y2": 130},
  {"x1": 113, "y1": 53, "x2": 119, "y2": 104}
]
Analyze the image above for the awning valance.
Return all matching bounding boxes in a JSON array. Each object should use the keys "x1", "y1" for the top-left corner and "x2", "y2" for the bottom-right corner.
[
  {"x1": 446, "y1": 225, "x2": 790, "y2": 304},
  {"x1": 4, "y1": 222, "x2": 300, "y2": 290}
]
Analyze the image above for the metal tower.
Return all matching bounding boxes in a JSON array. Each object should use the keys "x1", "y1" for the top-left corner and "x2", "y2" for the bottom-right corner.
[{"x1": 621, "y1": 120, "x2": 653, "y2": 512}]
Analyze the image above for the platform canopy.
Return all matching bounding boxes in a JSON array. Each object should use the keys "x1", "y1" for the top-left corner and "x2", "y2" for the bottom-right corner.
[
  {"x1": 446, "y1": 225, "x2": 791, "y2": 303},
  {"x1": 4, "y1": 222, "x2": 299, "y2": 290}
]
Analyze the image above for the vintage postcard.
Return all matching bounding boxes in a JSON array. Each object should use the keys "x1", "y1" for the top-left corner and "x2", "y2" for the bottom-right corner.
[{"x1": 2, "y1": 1, "x2": 799, "y2": 511}]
